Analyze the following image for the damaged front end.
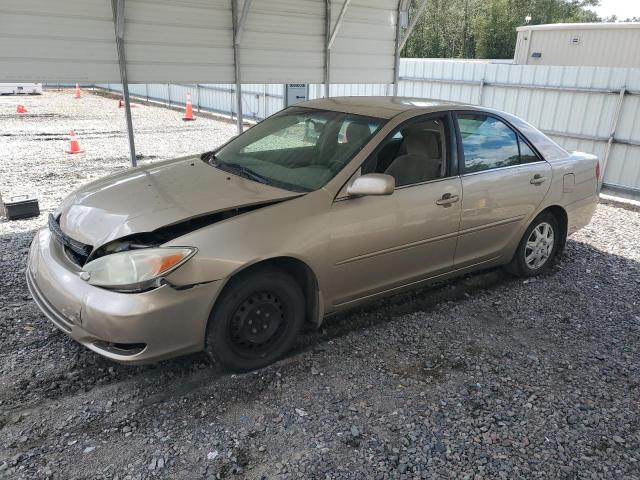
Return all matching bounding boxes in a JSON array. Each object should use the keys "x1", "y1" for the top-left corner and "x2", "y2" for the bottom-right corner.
[{"x1": 49, "y1": 200, "x2": 282, "y2": 293}]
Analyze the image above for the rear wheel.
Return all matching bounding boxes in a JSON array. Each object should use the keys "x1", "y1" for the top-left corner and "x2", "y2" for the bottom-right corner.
[
  {"x1": 507, "y1": 212, "x2": 559, "y2": 277},
  {"x1": 205, "y1": 267, "x2": 305, "y2": 372}
]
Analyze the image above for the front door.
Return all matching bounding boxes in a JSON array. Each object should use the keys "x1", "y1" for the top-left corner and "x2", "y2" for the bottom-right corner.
[
  {"x1": 453, "y1": 112, "x2": 552, "y2": 266},
  {"x1": 328, "y1": 114, "x2": 462, "y2": 306}
]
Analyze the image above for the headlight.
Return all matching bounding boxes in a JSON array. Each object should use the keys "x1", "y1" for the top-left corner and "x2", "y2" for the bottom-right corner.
[{"x1": 81, "y1": 247, "x2": 196, "y2": 291}]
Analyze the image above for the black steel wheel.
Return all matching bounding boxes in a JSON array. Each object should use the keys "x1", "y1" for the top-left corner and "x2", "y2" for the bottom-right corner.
[{"x1": 206, "y1": 266, "x2": 305, "y2": 372}]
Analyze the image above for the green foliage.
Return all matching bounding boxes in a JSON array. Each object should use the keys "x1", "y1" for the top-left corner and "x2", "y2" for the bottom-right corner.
[{"x1": 402, "y1": 0, "x2": 603, "y2": 59}]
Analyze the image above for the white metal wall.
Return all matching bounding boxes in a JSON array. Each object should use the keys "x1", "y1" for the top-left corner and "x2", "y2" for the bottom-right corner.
[
  {"x1": 311, "y1": 59, "x2": 640, "y2": 193},
  {"x1": 96, "y1": 83, "x2": 284, "y2": 120},
  {"x1": 515, "y1": 24, "x2": 640, "y2": 68},
  {"x1": 94, "y1": 59, "x2": 640, "y2": 193}
]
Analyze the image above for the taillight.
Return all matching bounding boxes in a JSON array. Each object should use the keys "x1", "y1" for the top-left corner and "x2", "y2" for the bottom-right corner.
[{"x1": 595, "y1": 162, "x2": 601, "y2": 181}]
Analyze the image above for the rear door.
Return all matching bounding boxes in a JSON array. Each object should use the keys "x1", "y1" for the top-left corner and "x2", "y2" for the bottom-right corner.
[{"x1": 453, "y1": 112, "x2": 552, "y2": 266}]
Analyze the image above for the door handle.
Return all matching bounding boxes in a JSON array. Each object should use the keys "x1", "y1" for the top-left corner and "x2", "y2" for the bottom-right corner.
[
  {"x1": 436, "y1": 193, "x2": 460, "y2": 206},
  {"x1": 530, "y1": 174, "x2": 547, "y2": 185}
]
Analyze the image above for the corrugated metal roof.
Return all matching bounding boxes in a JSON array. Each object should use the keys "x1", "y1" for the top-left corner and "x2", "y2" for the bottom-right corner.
[{"x1": 0, "y1": 0, "x2": 401, "y2": 83}]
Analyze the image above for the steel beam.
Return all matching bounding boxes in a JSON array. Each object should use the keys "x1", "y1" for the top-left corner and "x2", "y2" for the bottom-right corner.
[
  {"x1": 328, "y1": 0, "x2": 351, "y2": 50},
  {"x1": 601, "y1": 87, "x2": 626, "y2": 187},
  {"x1": 234, "y1": 0, "x2": 252, "y2": 47},
  {"x1": 397, "y1": 0, "x2": 428, "y2": 53},
  {"x1": 231, "y1": 0, "x2": 244, "y2": 134},
  {"x1": 111, "y1": 0, "x2": 137, "y2": 167}
]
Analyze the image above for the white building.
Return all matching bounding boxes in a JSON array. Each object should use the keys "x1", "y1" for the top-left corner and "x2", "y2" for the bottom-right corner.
[
  {"x1": 0, "y1": 83, "x2": 42, "y2": 95},
  {"x1": 514, "y1": 23, "x2": 640, "y2": 68}
]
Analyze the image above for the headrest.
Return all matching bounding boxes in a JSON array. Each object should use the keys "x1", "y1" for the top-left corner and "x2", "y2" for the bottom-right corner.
[
  {"x1": 345, "y1": 122, "x2": 371, "y2": 145},
  {"x1": 401, "y1": 127, "x2": 441, "y2": 158}
]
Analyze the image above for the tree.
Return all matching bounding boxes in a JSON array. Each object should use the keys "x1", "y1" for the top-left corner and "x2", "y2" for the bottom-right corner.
[{"x1": 402, "y1": 0, "x2": 604, "y2": 60}]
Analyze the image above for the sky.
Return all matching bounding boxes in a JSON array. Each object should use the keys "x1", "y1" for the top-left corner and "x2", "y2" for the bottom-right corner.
[{"x1": 589, "y1": 0, "x2": 640, "y2": 20}]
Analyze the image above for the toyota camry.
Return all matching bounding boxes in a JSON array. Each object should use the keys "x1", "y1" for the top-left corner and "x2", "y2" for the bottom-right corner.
[{"x1": 27, "y1": 97, "x2": 599, "y2": 371}]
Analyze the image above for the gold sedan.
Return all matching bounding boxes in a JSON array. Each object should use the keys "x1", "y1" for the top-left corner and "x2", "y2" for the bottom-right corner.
[{"x1": 27, "y1": 97, "x2": 599, "y2": 371}]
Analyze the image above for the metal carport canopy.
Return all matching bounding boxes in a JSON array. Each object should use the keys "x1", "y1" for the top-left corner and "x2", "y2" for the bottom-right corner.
[{"x1": 0, "y1": 0, "x2": 422, "y2": 165}]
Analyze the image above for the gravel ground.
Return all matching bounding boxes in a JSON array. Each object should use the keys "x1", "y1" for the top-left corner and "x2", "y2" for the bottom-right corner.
[{"x1": 1, "y1": 90, "x2": 640, "y2": 479}]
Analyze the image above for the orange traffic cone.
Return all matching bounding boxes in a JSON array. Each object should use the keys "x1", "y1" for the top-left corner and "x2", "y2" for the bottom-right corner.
[
  {"x1": 16, "y1": 104, "x2": 27, "y2": 114},
  {"x1": 74, "y1": 83, "x2": 81, "y2": 99},
  {"x1": 182, "y1": 93, "x2": 195, "y2": 121},
  {"x1": 66, "y1": 130, "x2": 84, "y2": 154}
]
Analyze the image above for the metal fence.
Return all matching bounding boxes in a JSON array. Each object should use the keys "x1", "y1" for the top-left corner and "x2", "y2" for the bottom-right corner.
[
  {"x1": 96, "y1": 59, "x2": 640, "y2": 194},
  {"x1": 95, "y1": 83, "x2": 285, "y2": 121}
]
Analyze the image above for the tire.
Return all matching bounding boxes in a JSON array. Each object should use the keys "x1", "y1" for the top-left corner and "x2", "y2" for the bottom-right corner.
[
  {"x1": 507, "y1": 212, "x2": 560, "y2": 278},
  {"x1": 205, "y1": 267, "x2": 305, "y2": 372}
]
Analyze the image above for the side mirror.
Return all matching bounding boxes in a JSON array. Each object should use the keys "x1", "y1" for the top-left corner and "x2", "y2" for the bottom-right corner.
[{"x1": 347, "y1": 174, "x2": 395, "y2": 197}]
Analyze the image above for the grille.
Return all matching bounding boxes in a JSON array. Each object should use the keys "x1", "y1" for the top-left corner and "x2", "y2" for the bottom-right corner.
[{"x1": 48, "y1": 214, "x2": 92, "y2": 266}]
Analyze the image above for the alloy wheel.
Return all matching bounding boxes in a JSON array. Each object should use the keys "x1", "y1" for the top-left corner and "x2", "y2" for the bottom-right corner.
[{"x1": 524, "y1": 221, "x2": 554, "y2": 270}]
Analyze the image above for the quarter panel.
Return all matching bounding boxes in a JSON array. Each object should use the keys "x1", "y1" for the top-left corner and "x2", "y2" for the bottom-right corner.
[{"x1": 541, "y1": 152, "x2": 599, "y2": 234}]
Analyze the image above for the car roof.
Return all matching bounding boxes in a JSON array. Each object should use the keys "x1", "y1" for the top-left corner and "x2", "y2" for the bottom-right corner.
[
  {"x1": 299, "y1": 96, "x2": 473, "y2": 119},
  {"x1": 298, "y1": 96, "x2": 569, "y2": 161}
]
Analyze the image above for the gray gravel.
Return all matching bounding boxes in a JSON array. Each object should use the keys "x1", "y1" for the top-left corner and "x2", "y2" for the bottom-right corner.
[{"x1": 1, "y1": 90, "x2": 640, "y2": 479}]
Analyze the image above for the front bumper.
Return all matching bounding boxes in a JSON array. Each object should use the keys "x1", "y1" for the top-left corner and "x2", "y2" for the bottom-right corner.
[{"x1": 26, "y1": 228, "x2": 222, "y2": 364}]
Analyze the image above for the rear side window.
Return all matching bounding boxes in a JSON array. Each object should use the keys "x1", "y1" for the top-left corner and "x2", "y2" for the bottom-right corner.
[
  {"x1": 519, "y1": 137, "x2": 540, "y2": 163},
  {"x1": 457, "y1": 114, "x2": 520, "y2": 173}
]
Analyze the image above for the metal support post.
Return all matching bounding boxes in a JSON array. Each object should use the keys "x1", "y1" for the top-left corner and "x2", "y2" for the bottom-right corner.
[
  {"x1": 393, "y1": 0, "x2": 427, "y2": 96},
  {"x1": 263, "y1": 84, "x2": 267, "y2": 119},
  {"x1": 111, "y1": 0, "x2": 137, "y2": 167},
  {"x1": 232, "y1": 0, "x2": 250, "y2": 134},
  {"x1": 392, "y1": 1, "x2": 403, "y2": 96},
  {"x1": 601, "y1": 86, "x2": 626, "y2": 187},
  {"x1": 477, "y1": 78, "x2": 485, "y2": 105},
  {"x1": 324, "y1": 0, "x2": 331, "y2": 98},
  {"x1": 397, "y1": 0, "x2": 428, "y2": 52}
]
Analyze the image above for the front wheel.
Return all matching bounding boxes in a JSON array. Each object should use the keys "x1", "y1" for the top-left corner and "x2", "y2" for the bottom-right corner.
[
  {"x1": 205, "y1": 267, "x2": 305, "y2": 372},
  {"x1": 507, "y1": 212, "x2": 560, "y2": 277}
]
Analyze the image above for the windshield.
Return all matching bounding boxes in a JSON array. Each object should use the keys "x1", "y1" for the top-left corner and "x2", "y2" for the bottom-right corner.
[{"x1": 212, "y1": 107, "x2": 385, "y2": 191}]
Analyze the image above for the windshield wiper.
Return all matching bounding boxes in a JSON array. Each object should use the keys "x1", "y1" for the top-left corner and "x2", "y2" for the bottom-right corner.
[
  {"x1": 203, "y1": 156, "x2": 309, "y2": 192},
  {"x1": 200, "y1": 150, "x2": 219, "y2": 166},
  {"x1": 217, "y1": 162, "x2": 271, "y2": 185}
]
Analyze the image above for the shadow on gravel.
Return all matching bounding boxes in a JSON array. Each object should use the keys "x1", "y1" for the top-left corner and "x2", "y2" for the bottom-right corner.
[
  {"x1": 0, "y1": 113, "x2": 69, "y2": 120},
  {"x1": 2, "y1": 230, "x2": 638, "y2": 413}
]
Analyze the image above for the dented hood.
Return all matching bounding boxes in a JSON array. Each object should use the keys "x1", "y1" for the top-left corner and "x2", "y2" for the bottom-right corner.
[{"x1": 58, "y1": 156, "x2": 300, "y2": 247}]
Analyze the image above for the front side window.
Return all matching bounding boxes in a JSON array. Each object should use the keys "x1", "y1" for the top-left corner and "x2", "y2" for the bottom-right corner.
[
  {"x1": 457, "y1": 114, "x2": 521, "y2": 173},
  {"x1": 363, "y1": 116, "x2": 448, "y2": 187},
  {"x1": 213, "y1": 107, "x2": 385, "y2": 192}
]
